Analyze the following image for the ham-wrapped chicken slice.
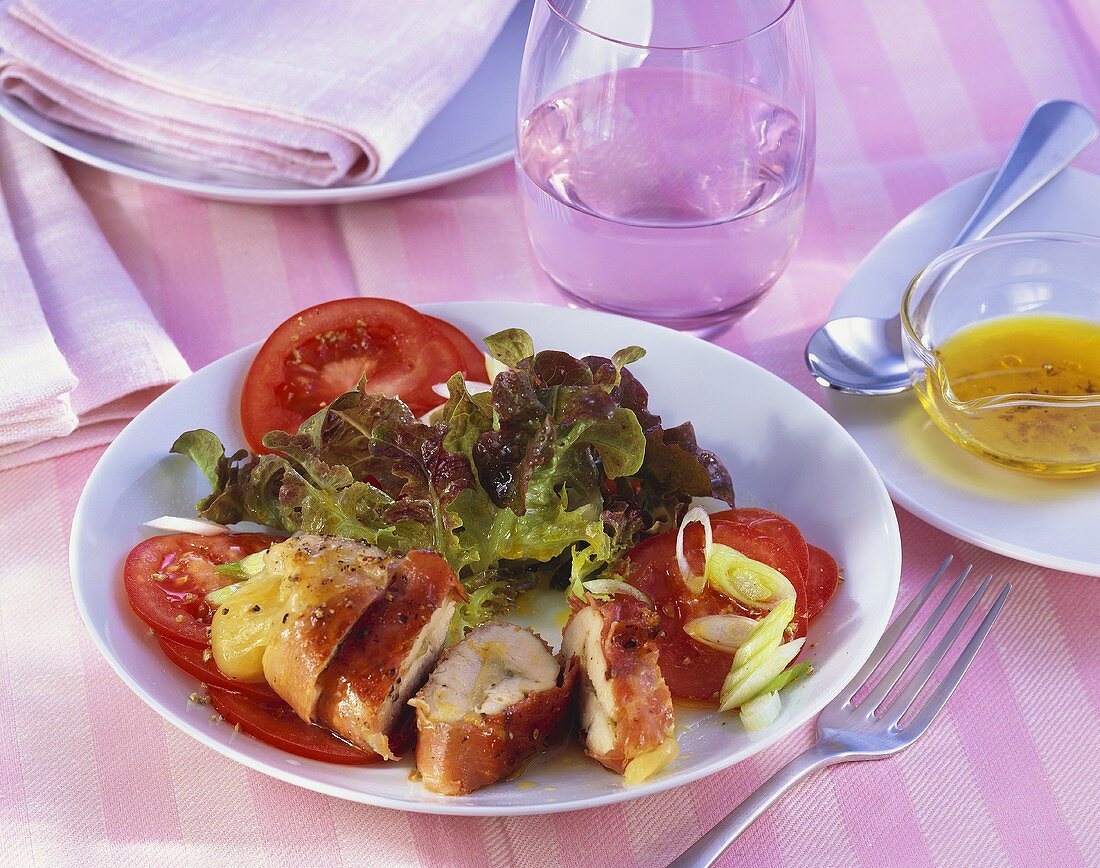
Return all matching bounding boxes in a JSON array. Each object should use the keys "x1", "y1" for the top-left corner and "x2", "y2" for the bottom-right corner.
[
  {"x1": 212, "y1": 534, "x2": 461, "y2": 761},
  {"x1": 260, "y1": 535, "x2": 392, "y2": 722},
  {"x1": 410, "y1": 623, "x2": 576, "y2": 795},
  {"x1": 561, "y1": 595, "x2": 678, "y2": 782},
  {"x1": 315, "y1": 550, "x2": 459, "y2": 759}
]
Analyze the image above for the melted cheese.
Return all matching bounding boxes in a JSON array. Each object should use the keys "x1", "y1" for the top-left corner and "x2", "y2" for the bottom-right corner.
[{"x1": 209, "y1": 535, "x2": 388, "y2": 684}]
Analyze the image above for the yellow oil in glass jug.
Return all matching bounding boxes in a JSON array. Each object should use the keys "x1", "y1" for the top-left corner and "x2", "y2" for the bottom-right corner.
[{"x1": 916, "y1": 314, "x2": 1100, "y2": 475}]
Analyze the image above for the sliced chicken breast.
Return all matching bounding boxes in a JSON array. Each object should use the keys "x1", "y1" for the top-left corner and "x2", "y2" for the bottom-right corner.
[
  {"x1": 316, "y1": 550, "x2": 461, "y2": 760},
  {"x1": 252, "y1": 536, "x2": 462, "y2": 760},
  {"x1": 259, "y1": 534, "x2": 391, "y2": 721},
  {"x1": 410, "y1": 623, "x2": 577, "y2": 795},
  {"x1": 561, "y1": 595, "x2": 677, "y2": 778}
]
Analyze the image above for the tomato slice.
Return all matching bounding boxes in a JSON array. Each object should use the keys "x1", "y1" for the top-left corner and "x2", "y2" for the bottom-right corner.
[
  {"x1": 240, "y1": 298, "x2": 465, "y2": 451},
  {"x1": 805, "y1": 545, "x2": 840, "y2": 619},
  {"x1": 123, "y1": 533, "x2": 281, "y2": 648},
  {"x1": 207, "y1": 687, "x2": 379, "y2": 765},
  {"x1": 715, "y1": 508, "x2": 811, "y2": 583},
  {"x1": 156, "y1": 636, "x2": 280, "y2": 703},
  {"x1": 423, "y1": 315, "x2": 488, "y2": 383},
  {"x1": 682, "y1": 520, "x2": 809, "y2": 627},
  {"x1": 627, "y1": 522, "x2": 777, "y2": 701},
  {"x1": 627, "y1": 518, "x2": 812, "y2": 702}
]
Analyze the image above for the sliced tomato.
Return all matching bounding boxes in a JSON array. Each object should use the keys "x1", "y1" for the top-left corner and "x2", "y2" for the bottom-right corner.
[
  {"x1": 156, "y1": 636, "x2": 279, "y2": 703},
  {"x1": 123, "y1": 532, "x2": 281, "y2": 648},
  {"x1": 628, "y1": 520, "x2": 792, "y2": 701},
  {"x1": 240, "y1": 298, "x2": 466, "y2": 451},
  {"x1": 207, "y1": 687, "x2": 379, "y2": 765},
  {"x1": 423, "y1": 315, "x2": 488, "y2": 384},
  {"x1": 805, "y1": 545, "x2": 840, "y2": 619},
  {"x1": 628, "y1": 518, "x2": 816, "y2": 701},
  {"x1": 715, "y1": 508, "x2": 811, "y2": 582},
  {"x1": 682, "y1": 519, "x2": 809, "y2": 630}
]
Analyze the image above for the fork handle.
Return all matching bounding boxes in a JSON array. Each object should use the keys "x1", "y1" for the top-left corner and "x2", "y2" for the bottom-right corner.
[{"x1": 667, "y1": 742, "x2": 841, "y2": 868}]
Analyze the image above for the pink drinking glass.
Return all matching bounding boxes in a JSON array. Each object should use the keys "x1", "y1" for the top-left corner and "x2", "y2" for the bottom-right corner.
[{"x1": 516, "y1": 0, "x2": 815, "y2": 329}]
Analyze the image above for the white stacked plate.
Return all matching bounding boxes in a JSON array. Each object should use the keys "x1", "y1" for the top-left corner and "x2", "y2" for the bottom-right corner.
[{"x1": 0, "y1": 1, "x2": 533, "y2": 203}]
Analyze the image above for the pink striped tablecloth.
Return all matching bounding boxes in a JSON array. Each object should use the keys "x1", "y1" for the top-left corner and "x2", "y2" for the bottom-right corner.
[{"x1": 2, "y1": 1, "x2": 1099, "y2": 865}]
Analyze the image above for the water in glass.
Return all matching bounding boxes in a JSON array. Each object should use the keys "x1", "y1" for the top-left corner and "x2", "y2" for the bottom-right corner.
[{"x1": 516, "y1": 1, "x2": 814, "y2": 328}]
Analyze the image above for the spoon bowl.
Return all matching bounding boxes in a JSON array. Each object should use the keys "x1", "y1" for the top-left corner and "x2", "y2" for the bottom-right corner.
[{"x1": 805, "y1": 314, "x2": 908, "y2": 395}]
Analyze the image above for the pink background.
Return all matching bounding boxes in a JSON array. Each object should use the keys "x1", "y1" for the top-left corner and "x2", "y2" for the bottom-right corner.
[{"x1": 2, "y1": 0, "x2": 1098, "y2": 864}]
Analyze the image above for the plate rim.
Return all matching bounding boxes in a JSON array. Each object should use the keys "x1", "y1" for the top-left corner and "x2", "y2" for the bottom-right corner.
[
  {"x1": 0, "y1": 95, "x2": 514, "y2": 205},
  {"x1": 828, "y1": 167, "x2": 1100, "y2": 577},
  {"x1": 69, "y1": 300, "x2": 902, "y2": 815},
  {"x1": 0, "y1": 0, "x2": 535, "y2": 208}
]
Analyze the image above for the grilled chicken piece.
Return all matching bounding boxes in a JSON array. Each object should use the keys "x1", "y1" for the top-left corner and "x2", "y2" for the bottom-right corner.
[
  {"x1": 410, "y1": 623, "x2": 577, "y2": 795},
  {"x1": 261, "y1": 535, "x2": 392, "y2": 721},
  {"x1": 248, "y1": 535, "x2": 461, "y2": 760},
  {"x1": 561, "y1": 595, "x2": 677, "y2": 779},
  {"x1": 316, "y1": 549, "x2": 460, "y2": 759}
]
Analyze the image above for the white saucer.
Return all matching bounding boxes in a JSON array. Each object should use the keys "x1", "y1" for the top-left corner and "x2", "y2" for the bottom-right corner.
[
  {"x1": 827, "y1": 167, "x2": 1100, "y2": 576},
  {"x1": 0, "y1": 1, "x2": 532, "y2": 204}
]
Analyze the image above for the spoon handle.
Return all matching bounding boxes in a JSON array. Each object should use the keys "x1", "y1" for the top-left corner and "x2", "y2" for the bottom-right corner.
[{"x1": 952, "y1": 100, "x2": 1098, "y2": 246}]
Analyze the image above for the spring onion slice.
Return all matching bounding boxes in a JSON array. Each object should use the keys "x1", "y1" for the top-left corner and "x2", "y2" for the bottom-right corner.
[
  {"x1": 484, "y1": 353, "x2": 510, "y2": 382},
  {"x1": 720, "y1": 637, "x2": 805, "y2": 712},
  {"x1": 582, "y1": 579, "x2": 652, "y2": 604},
  {"x1": 740, "y1": 691, "x2": 782, "y2": 731},
  {"x1": 209, "y1": 550, "x2": 268, "y2": 597},
  {"x1": 705, "y1": 544, "x2": 796, "y2": 611},
  {"x1": 675, "y1": 506, "x2": 713, "y2": 594},
  {"x1": 758, "y1": 659, "x2": 813, "y2": 696},
  {"x1": 143, "y1": 515, "x2": 228, "y2": 536},
  {"x1": 238, "y1": 550, "x2": 267, "y2": 576},
  {"x1": 683, "y1": 614, "x2": 758, "y2": 652},
  {"x1": 207, "y1": 581, "x2": 244, "y2": 607},
  {"x1": 431, "y1": 380, "x2": 492, "y2": 399},
  {"x1": 733, "y1": 597, "x2": 795, "y2": 668}
]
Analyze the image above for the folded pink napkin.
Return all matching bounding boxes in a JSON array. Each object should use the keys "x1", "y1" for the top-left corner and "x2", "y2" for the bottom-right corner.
[
  {"x1": 0, "y1": 0, "x2": 518, "y2": 187},
  {"x1": 0, "y1": 121, "x2": 190, "y2": 470}
]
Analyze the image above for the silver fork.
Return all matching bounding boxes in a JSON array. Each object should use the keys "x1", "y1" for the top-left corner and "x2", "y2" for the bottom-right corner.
[{"x1": 669, "y1": 556, "x2": 1011, "y2": 868}]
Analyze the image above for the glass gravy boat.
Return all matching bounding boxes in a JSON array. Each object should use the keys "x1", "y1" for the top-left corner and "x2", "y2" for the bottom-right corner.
[{"x1": 901, "y1": 232, "x2": 1100, "y2": 476}]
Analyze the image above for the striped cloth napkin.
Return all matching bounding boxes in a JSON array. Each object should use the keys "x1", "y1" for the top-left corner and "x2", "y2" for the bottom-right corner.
[
  {"x1": 0, "y1": 0, "x2": 519, "y2": 186},
  {"x1": 0, "y1": 122, "x2": 189, "y2": 469}
]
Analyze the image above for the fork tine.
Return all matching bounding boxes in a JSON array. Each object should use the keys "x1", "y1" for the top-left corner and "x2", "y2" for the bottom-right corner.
[
  {"x1": 841, "y1": 556, "x2": 955, "y2": 702},
  {"x1": 857, "y1": 563, "x2": 972, "y2": 711},
  {"x1": 880, "y1": 573, "x2": 995, "y2": 727},
  {"x1": 896, "y1": 583, "x2": 1011, "y2": 736}
]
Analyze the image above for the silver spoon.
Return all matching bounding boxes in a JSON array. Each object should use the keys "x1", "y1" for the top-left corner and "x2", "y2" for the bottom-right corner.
[{"x1": 805, "y1": 99, "x2": 1099, "y2": 396}]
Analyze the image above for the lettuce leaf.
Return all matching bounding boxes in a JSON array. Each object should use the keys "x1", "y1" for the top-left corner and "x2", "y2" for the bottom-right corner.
[
  {"x1": 597, "y1": 362, "x2": 735, "y2": 531},
  {"x1": 170, "y1": 431, "x2": 285, "y2": 528},
  {"x1": 484, "y1": 327, "x2": 535, "y2": 368},
  {"x1": 471, "y1": 345, "x2": 646, "y2": 512},
  {"x1": 439, "y1": 372, "x2": 493, "y2": 460}
]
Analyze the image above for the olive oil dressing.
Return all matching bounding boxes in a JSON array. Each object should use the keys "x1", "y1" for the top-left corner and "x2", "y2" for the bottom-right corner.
[{"x1": 916, "y1": 314, "x2": 1100, "y2": 474}]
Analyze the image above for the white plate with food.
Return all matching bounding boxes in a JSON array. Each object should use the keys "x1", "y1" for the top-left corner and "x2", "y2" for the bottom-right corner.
[
  {"x1": 826, "y1": 167, "x2": 1100, "y2": 576},
  {"x1": 70, "y1": 299, "x2": 900, "y2": 815},
  {"x1": 0, "y1": 1, "x2": 531, "y2": 205}
]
